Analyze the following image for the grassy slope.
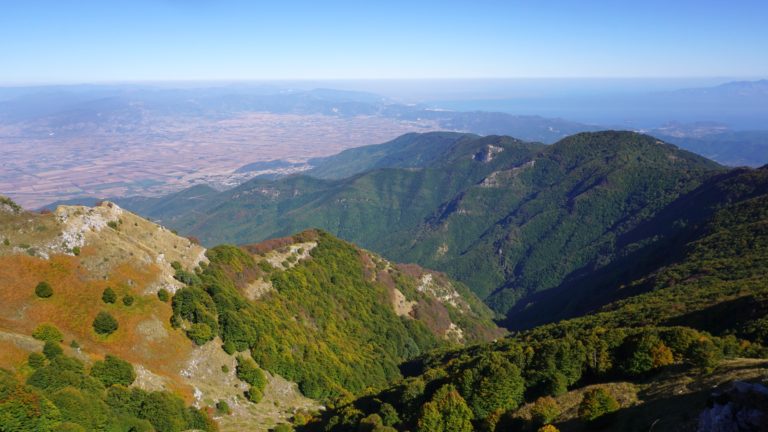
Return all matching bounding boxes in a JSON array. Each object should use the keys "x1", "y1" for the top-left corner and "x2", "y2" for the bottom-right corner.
[
  {"x1": 0, "y1": 203, "x2": 319, "y2": 431},
  {"x1": 0, "y1": 205, "x2": 202, "y2": 391}
]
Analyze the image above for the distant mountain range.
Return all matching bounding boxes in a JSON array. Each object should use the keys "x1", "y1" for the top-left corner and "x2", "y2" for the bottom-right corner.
[
  {"x1": 0, "y1": 84, "x2": 597, "y2": 144},
  {"x1": 8, "y1": 79, "x2": 765, "y2": 148},
  {"x1": 434, "y1": 79, "x2": 768, "y2": 132}
]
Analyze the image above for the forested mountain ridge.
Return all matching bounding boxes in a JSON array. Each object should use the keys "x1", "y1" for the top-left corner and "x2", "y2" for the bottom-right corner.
[
  {"x1": 0, "y1": 199, "x2": 500, "y2": 430},
  {"x1": 305, "y1": 131, "x2": 543, "y2": 180},
  {"x1": 306, "y1": 165, "x2": 768, "y2": 431},
  {"x1": 389, "y1": 131, "x2": 722, "y2": 314},
  {"x1": 116, "y1": 131, "x2": 544, "y2": 251},
  {"x1": 113, "y1": 131, "x2": 723, "y2": 319}
]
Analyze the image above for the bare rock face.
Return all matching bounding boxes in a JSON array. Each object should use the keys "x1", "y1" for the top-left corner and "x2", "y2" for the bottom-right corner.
[
  {"x1": 698, "y1": 381, "x2": 768, "y2": 432},
  {"x1": 472, "y1": 144, "x2": 504, "y2": 162}
]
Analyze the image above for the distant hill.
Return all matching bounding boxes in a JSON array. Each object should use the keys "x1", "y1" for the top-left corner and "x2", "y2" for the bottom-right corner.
[
  {"x1": 307, "y1": 132, "x2": 485, "y2": 179},
  {"x1": 235, "y1": 159, "x2": 307, "y2": 174},
  {"x1": 669, "y1": 79, "x2": 768, "y2": 98}
]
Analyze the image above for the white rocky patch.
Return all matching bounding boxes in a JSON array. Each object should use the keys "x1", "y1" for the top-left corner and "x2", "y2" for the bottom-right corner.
[
  {"x1": 264, "y1": 241, "x2": 317, "y2": 268},
  {"x1": 55, "y1": 203, "x2": 123, "y2": 251},
  {"x1": 392, "y1": 288, "x2": 417, "y2": 317},
  {"x1": 480, "y1": 159, "x2": 536, "y2": 188},
  {"x1": 244, "y1": 278, "x2": 275, "y2": 301},
  {"x1": 417, "y1": 273, "x2": 461, "y2": 308},
  {"x1": 132, "y1": 364, "x2": 171, "y2": 392},
  {"x1": 473, "y1": 144, "x2": 505, "y2": 163},
  {"x1": 445, "y1": 322, "x2": 465, "y2": 343}
]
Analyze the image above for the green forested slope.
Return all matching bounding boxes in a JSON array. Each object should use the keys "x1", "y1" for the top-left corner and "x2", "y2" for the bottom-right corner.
[
  {"x1": 389, "y1": 132, "x2": 721, "y2": 312},
  {"x1": 169, "y1": 230, "x2": 502, "y2": 400},
  {"x1": 505, "y1": 165, "x2": 768, "y2": 329}
]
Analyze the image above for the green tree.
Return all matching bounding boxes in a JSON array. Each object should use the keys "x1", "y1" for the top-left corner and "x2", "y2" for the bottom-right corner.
[
  {"x1": 236, "y1": 356, "x2": 267, "y2": 404},
  {"x1": 246, "y1": 387, "x2": 263, "y2": 403},
  {"x1": 28, "y1": 352, "x2": 46, "y2": 368},
  {"x1": 122, "y1": 295, "x2": 134, "y2": 306},
  {"x1": 417, "y1": 400, "x2": 444, "y2": 432},
  {"x1": 687, "y1": 338, "x2": 723, "y2": 371},
  {"x1": 458, "y1": 352, "x2": 525, "y2": 419},
  {"x1": 102, "y1": 287, "x2": 117, "y2": 304},
  {"x1": 416, "y1": 385, "x2": 473, "y2": 432},
  {"x1": 528, "y1": 339, "x2": 585, "y2": 397},
  {"x1": 32, "y1": 323, "x2": 64, "y2": 343},
  {"x1": 358, "y1": 413, "x2": 383, "y2": 431},
  {"x1": 93, "y1": 312, "x2": 118, "y2": 335},
  {"x1": 216, "y1": 400, "x2": 231, "y2": 415},
  {"x1": 0, "y1": 370, "x2": 62, "y2": 430},
  {"x1": 90, "y1": 355, "x2": 136, "y2": 387},
  {"x1": 236, "y1": 356, "x2": 267, "y2": 388},
  {"x1": 48, "y1": 386, "x2": 110, "y2": 430},
  {"x1": 157, "y1": 289, "x2": 170, "y2": 302},
  {"x1": 43, "y1": 341, "x2": 63, "y2": 359},
  {"x1": 530, "y1": 396, "x2": 560, "y2": 426},
  {"x1": 35, "y1": 281, "x2": 53, "y2": 298},
  {"x1": 659, "y1": 327, "x2": 700, "y2": 359},
  {"x1": 53, "y1": 423, "x2": 86, "y2": 432},
  {"x1": 379, "y1": 402, "x2": 400, "y2": 427},
  {"x1": 578, "y1": 388, "x2": 619, "y2": 422},
  {"x1": 186, "y1": 323, "x2": 214, "y2": 346},
  {"x1": 621, "y1": 334, "x2": 673, "y2": 376}
]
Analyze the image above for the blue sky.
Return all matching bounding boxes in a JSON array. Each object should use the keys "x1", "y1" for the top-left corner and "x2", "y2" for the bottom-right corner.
[{"x1": 1, "y1": 0, "x2": 766, "y2": 84}]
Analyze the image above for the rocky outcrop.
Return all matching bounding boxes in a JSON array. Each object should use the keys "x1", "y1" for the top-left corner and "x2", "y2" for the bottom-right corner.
[{"x1": 698, "y1": 381, "x2": 768, "y2": 432}]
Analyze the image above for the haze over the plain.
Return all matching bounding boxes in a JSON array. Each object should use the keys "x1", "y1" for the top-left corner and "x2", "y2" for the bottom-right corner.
[{"x1": 1, "y1": 1, "x2": 767, "y2": 207}]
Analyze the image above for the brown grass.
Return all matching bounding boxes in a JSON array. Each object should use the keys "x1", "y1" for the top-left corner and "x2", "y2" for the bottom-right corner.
[
  {"x1": 0, "y1": 339, "x2": 33, "y2": 369},
  {"x1": 0, "y1": 253, "x2": 196, "y2": 399}
]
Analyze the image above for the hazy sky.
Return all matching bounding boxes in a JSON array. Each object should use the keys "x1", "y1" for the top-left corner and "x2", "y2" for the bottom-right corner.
[{"x1": 1, "y1": 0, "x2": 766, "y2": 84}]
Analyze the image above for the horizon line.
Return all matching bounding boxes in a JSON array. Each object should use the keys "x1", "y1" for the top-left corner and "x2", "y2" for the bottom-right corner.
[{"x1": 0, "y1": 76, "x2": 765, "y2": 88}]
